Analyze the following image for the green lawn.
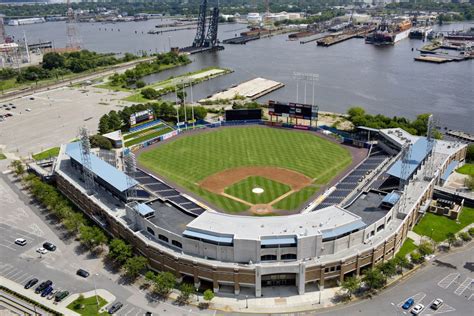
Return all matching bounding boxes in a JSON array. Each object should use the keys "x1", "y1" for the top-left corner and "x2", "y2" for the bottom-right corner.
[
  {"x1": 125, "y1": 127, "x2": 173, "y2": 147},
  {"x1": 273, "y1": 185, "x2": 320, "y2": 210},
  {"x1": 396, "y1": 238, "x2": 417, "y2": 258},
  {"x1": 138, "y1": 126, "x2": 352, "y2": 213},
  {"x1": 413, "y1": 207, "x2": 474, "y2": 242},
  {"x1": 67, "y1": 295, "x2": 108, "y2": 316},
  {"x1": 456, "y1": 163, "x2": 474, "y2": 176},
  {"x1": 123, "y1": 93, "x2": 151, "y2": 103},
  {"x1": 123, "y1": 124, "x2": 165, "y2": 140},
  {"x1": 95, "y1": 83, "x2": 131, "y2": 92},
  {"x1": 225, "y1": 176, "x2": 291, "y2": 204},
  {"x1": 32, "y1": 147, "x2": 60, "y2": 161}
]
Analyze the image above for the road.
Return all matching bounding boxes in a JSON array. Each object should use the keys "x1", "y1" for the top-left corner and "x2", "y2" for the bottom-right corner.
[{"x1": 0, "y1": 173, "x2": 214, "y2": 316}]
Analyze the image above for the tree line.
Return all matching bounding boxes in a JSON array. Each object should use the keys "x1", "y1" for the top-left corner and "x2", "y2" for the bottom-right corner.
[
  {"x1": 346, "y1": 107, "x2": 443, "y2": 138},
  {"x1": 98, "y1": 102, "x2": 208, "y2": 134},
  {"x1": 108, "y1": 52, "x2": 190, "y2": 89},
  {"x1": 0, "y1": 50, "x2": 138, "y2": 84}
]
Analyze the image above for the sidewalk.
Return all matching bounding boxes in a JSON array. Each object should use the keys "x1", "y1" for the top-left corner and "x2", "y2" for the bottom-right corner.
[{"x1": 0, "y1": 275, "x2": 79, "y2": 316}]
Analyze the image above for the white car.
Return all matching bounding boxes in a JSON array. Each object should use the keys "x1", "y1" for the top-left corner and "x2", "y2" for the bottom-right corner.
[
  {"x1": 411, "y1": 303, "x2": 424, "y2": 315},
  {"x1": 15, "y1": 238, "x2": 27, "y2": 246},
  {"x1": 25, "y1": 108, "x2": 32, "y2": 112},
  {"x1": 36, "y1": 247, "x2": 48, "y2": 254},
  {"x1": 430, "y1": 298, "x2": 443, "y2": 310}
]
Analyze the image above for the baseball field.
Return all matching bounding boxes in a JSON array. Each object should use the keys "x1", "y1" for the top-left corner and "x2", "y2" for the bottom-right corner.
[{"x1": 137, "y1": 126, "x2": 352, "y2": 214}]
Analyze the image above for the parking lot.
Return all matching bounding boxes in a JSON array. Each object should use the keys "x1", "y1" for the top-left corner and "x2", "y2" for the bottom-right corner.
[
  {"x1": 0, "y1": 173, "x2": 213, "y2": 315},
  {"x1": 0, "y1": 85, "x2": 128, "y2": 157}
]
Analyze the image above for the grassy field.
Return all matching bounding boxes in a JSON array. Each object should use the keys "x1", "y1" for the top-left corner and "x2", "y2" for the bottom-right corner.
[
  {"x1": 273, "y1": 185, "x2": 320, "y2": 210},
  {"x1": 124, "y1": 127, "x2": 173, "y2": 147},
  {"x1": 456, "y1": 163, "x2": 474, "y2": 176},
  {"x1": 138, "y1": 126, "x2": 352, "y2": 213},
  {"x1": 396, "y1": 238, "x2": 417, "y2": 258},
  {"x1": 413, "y1": 207, "x2": 474, "y2": 242},
  {"x1": 225, "y1": 176, "x2": 291, "y2": 204},
  {"x1": 32, "y1": 147, "x2": 60, "y2": 161},
  {"x1": 67, "y1": 295, "x2": 108, "y2": 316}
]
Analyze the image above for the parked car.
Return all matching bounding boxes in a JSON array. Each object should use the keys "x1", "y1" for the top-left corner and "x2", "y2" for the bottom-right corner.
[
  {"x1": 430, "y1": 298, "x2": 443, "y2": 310},
  {"x1": 402, "y1": 298, "x2": 415, "y2": 310},
  {"x1": 15, "y1": 238, "x2": 27, "y2": 246},
  {"x1": 411, "y1": 304, "x2": 424, "y2": 315},
  {"x1": 5, "y1": 107, "x2": 10, "y2": 110},
  {"x1": 108, "y1": 302, "x2": 123, "y2": 314},
  {"x1": 24, "y1": 278, "x2": 38, "y2": 289},
  {"x1": 43, "y1": 242, "x2": 56, "y2": 251},
  {"x1": 41, "y1": 285, "x2": 53, "y2": 297},
  {"x1": 54, "y1": 290, "x2": 69, "y2": 302},
  {"x1": 25, "y1": 108, "x2": 32, "y2": 112},
  {"x1": 11, "y1": 105, "x2": 16, "y2": 109},
  {"x1": 76, "y1": 269, "x2": 90, "y2": 278},
  {"x1": 35, "y1": 280, "x2": 52, "y2": 294},
  {"x1": 36, "y1": 247, "x2": 48, "y2": 254},
  {"x1": 47, "y1": 289, "x2": 59, "y2": 300},
  {"x1": 30, "y1": 97, "x2": 35, "y2": 100}
]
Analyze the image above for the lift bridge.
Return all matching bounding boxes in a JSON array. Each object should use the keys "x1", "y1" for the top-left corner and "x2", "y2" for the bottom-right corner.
[{"x1": 180, "y1": 0, "x2": 224, "y2": 54}]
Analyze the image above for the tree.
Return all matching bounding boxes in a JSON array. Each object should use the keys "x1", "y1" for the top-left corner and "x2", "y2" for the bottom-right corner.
[
  {"x1": 347, "y1": 106, "x2": 366, "y2": 119},
  {"x1": 379, "y1": 260, "x2": 397, "y2": 278},
  {"x1": 145, "y1": 271, "x2": 156, "y2": 284},
  {"x1": 466, "y1": 144, "x2": 474, "y2": 162},
  {"x1": 410, "y1": 251, "x2": 425, "y2": 264},
  {"x1": 107, "y1": 111, "x2": 123, "y2": 131},
  {"x1": 136, "y1": 80, "x2": 146, "y2": 88},
  {"x1": 10, "y1": 160, "x2": 25, "y2": 177},
  {"x1": 465, "y1": 175, "x2": 474, "y2": 191},
  {"x1": 141, "y1": 87, "x2": 159, "y2": 100},
  {"x1": 98, "y1": 114, "x2": 111, "y2": 134},
  {"x1": 42, "y1": 52, "x2": 65, "y2": 70},
  {"x1": 89, "y1": 135, "x2": 112, "y2": 150},
  {"x1": 446, "y1": 232, "x2": 457, "y2": 248},
  {"x1": 340, "y1": 276, "x2": 360, "y2": 298},
  {"x1": 63, "y1": 211, "x2": 85, "y2": 234},
  {"x1": 362, "y1": 268, "x2": 386, "y2": 291},
  {"x1": 153, "y1": 271, "x2": 176, "y2": 297},
  {"x1": 418, "y1": 241, "x2": 434, "y2": 257},
  {"x1": 177, "y1": 283, "x2": 194, "y2": 304},
  {"x1": 108, "y1": 238, "x2": 133, "y2": 264},
  {"x1": 123, "y1": 256, "x2": 148, "y2": 278},
  {"x1": 393, "y1": 255, "x2": 410, "y2": 274},
  {"x1": 177, "y1": 88, "x2": 187, "y2": 104},
  {"x1": 79, "y1": 225, "x2": 107, "y2": 250}
]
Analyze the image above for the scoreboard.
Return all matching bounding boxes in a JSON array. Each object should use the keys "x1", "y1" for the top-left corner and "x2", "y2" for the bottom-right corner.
[
  {"x1": 130, "y1": 109, "x2": 154, "y2": 126},
  {"x1": 225, "y1": 109, "x2": 262, "y2": 121},
  {"x1": 268, "y1": 101, "x2": 318, "y2": 120}
]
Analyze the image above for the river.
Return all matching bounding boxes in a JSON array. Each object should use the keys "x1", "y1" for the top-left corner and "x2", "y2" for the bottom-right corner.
[{"x1": 5, "y1": 20, "x2": 474, "y2": 132}]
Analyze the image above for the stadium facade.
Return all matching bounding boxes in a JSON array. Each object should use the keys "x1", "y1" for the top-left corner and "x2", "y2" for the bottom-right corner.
[{"x1": 53, "y1": 127, "x2": 467, "y2": 297}]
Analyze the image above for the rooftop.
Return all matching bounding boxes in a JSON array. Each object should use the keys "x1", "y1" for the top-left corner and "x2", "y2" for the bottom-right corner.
[
  {"x1": 345, "y1": 191, "x2": 389, "y2": 225},
  {"x1": 65, "y1": 142, "x2": 138, "y2": 192},
  {"x1": 147, "y1": 199, "x2": 196, "y2": 235},
  {"x1": 186, "y1": 205, "x2": 363, "y2": 240}
]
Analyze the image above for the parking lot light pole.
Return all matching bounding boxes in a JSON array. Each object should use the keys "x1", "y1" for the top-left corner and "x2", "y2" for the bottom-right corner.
[
  {"x1": 93, "y1": 273, "x2": 99, "y2": 312},
  {"x1": 245, "y1": 295, "x2": 248, "y2": 309}
]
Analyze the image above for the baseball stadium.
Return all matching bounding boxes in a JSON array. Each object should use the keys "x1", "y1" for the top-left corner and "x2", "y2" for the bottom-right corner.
[{"x1": 49, "y1": 106, "x2": 468, "y2": 298}]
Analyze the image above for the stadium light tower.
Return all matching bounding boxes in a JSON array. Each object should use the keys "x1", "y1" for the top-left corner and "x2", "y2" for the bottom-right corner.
[
  {"x1": 293, "y1": 72, "x2": 319, "y2": 105},
  {"x1": 78, "y1": 127, "x2": 95, "y2": 195}
]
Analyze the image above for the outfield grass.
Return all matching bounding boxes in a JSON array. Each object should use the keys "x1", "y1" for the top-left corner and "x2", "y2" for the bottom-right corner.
[
  {"x1": 456, "y1": 163, "x2": 474, "y2": 176},
  {"x1": 67, "y1": 295, "x2": 108, "y2": 316},
  {"x1": 413, "y1": 207, "x2": 474, "y2": 242},
  {"x1": 225, "y1": 176, "x2": 291, "y2": 204},
  {"x1": 138, "y1": 126, "x2": 352, "y2": 213},
  {"x1": 32, "y1": 147, "x2": 60, "y2": 161},
  {"x1": 125, "y1": 127, "x2": 173, "y2": 147},
  {"x1": 273, "y1": 185, "x2": 320, "y2": 210},
  {"x1": 396, "y1": 238, "x2": 417, "y2": 258}
]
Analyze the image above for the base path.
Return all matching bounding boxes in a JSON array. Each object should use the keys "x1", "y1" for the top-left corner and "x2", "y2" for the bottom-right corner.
[{"x1": 199, "y1": 166, "x2": 312, "y2": 194}]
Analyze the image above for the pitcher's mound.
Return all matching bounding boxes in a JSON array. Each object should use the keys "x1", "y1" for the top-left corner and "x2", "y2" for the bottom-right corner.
[{"x1": 252, "y1": 187, "x2": 264, "y2": 194}]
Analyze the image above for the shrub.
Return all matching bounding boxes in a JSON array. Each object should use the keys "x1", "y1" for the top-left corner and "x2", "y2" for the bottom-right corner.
[
  {"x1": 136, "y1": 80, "x2": 146, "y2": 88},
  {"x1": 468, "y1": 227, "x2": 474, "y2": 237},
  {"x1": 418, "y1": 241, "x2": 434, "y2": 257},
  {"x1": 410, "y1": 251, "x2": 425, "y2": 264},
  {"x1": 89, "y1": 134, "x2": 113, "y2": 150},
  {"x1": 458, "y1": 231, "x2": 472, "y2": 242}
]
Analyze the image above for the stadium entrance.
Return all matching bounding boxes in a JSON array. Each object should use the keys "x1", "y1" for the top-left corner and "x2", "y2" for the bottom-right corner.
[{"x1": 261, "y1": 273, "x2": 296, "y2": 287}]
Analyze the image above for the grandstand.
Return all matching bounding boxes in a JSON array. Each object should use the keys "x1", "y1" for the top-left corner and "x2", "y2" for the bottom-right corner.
[{"x1": 51, "y1": 126, "x2": 467, "y2": 297}]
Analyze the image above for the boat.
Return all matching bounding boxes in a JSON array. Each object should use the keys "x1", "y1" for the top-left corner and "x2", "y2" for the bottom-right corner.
[
  {"x1": 366, "y1": 17, "x2": 412, "y2": 45},
  {"x1": 409, "y1": 26, "x2": 432, "y2": 40}
]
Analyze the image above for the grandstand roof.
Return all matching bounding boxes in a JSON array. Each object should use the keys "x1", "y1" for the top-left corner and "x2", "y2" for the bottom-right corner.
[
  {"x1": 382, "y1": 191, "x2": 401, "y2": 206},
  {"x1": 441, "y1": 160, "x2": 458, "y2": 182},
  {"x1": 386, "y1": 137, "x2": 431, "y2": 181},
  {"x1": 321, "y1": 220, "x2": 366, "y2": 240},
  {"x1": 65, "y1": 142, "x2": 138, "y2": 192}
]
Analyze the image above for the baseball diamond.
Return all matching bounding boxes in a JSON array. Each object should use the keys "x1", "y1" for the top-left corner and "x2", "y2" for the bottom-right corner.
[{"x1": 137, "y1": 126, "x2": 353, "y2": 214}]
